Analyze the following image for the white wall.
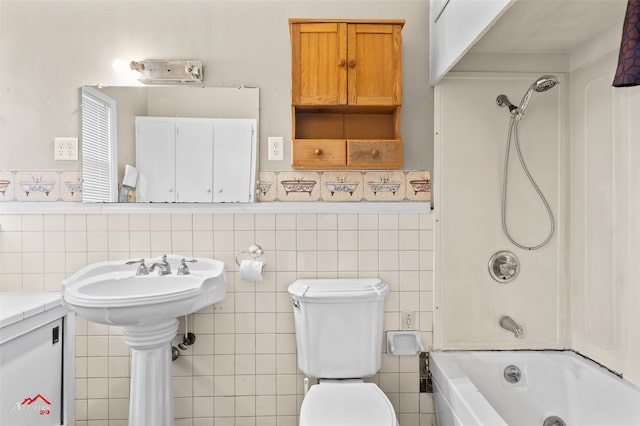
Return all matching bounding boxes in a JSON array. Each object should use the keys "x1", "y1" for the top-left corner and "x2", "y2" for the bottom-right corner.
[
  {"x1": 0, "y1": 0, "x2": 432, "y2": 172},
  {"x1": 570, "y1": 48, "x2": 640, "y2": 384},
  {"x1": 434, "y1": 72, "x2": 567, "y2": 349}
]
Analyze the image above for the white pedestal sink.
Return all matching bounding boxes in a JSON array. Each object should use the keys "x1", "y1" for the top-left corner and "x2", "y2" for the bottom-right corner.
[{"x1": 61, "y1": 255, "x2": 226, "y2": 426}]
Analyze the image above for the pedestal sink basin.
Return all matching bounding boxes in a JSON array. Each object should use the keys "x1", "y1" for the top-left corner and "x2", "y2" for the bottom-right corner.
[{"x1": 61, "y1": 254, "x2": 226, "y2": 426}]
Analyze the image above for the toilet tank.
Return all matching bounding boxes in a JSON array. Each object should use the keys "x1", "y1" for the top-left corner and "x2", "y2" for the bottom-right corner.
[{"x1": 288, "y1": 279, "x2": 389, "y2": 379}]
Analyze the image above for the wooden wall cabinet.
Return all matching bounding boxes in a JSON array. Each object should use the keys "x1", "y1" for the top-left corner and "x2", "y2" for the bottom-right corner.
[{"x1": 289, "y1": 18, "x2": 404, "y2": 169}]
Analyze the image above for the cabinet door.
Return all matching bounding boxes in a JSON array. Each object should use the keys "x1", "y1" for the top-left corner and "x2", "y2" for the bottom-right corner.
[
  {"x1": 135, "y1": 117, "x2": 176, "y2": 202},
  {"x1": 213, "y1": 119, "x2": 256, "y2": 202},
  {"x1": 1, "y1": 319, "x2": 63, "y2": 426},
  {"x1": 291, "y1": 22, "x2": 347, "y2": 105},
  {"x1": 347, "y1": 24, "x2": 402, "y2": 106},
  {"x1": 175, "y1": 119, "x2": 214, "y2": 202}
]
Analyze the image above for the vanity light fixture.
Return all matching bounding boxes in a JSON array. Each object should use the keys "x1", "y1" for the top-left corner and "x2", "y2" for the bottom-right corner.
[{"x1": 129, "y1": 59, "x2": 204, "y2": 84}]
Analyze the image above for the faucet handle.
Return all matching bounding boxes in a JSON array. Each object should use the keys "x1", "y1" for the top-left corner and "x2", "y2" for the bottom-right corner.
[
  {"x1": 178, "y1": 258, "x2": 197, "y2": 275},
  {"x1": 126, "y1": 258, "x2": 149, "y2": 276}
]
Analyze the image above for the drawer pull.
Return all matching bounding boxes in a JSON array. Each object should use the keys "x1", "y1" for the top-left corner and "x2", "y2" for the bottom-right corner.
[
  {"x1": 315, "y1": 148, "x2": 323, "y2": 156},
  {"x1": 371, "y1": 149, "x2": 380, "y2": 157},
  {"x1": 349, "y1": 60, "x2": 356, "y2": 67},
  {"x1": 338, "y1": 59, "x2": 346, "y2": 67}
]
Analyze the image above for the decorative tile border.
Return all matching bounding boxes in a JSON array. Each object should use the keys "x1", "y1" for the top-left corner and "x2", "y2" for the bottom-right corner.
[
  {"x1": 1, "y1": 169, "x2": 430, "y2": 204},
  {"x1": 0, "y1": 170, "x2": 82, "y2": 202},
  {"x1": 259, "y1": 170, "x2": 431, "y2": 202}
]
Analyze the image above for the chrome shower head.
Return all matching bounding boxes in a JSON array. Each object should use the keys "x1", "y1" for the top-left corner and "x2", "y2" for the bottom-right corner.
[
  {"x1": 517, "y1": 75, "x2": 559, "y2": 118},
  {"x1": 532, "y1": 75, "x2": 559, "y2": 93}
]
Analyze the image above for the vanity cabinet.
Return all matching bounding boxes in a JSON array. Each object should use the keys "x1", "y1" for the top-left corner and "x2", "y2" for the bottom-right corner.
[
  {"x1": 289, "y1": 19, "x2": 404, "y2": 169},
  {"x1": 0, "y1": 293, "x2": 74, "y2": 426},
  {"x1": 135, "y1": 117, "x2": 257, "y2": 203}
]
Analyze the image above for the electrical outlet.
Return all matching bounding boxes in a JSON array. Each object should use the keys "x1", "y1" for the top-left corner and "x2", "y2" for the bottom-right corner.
[
  {"x1": 268, "y1": 136, "x2": 284, "y2": 161},
  {"x1": 402, "y1": 311, "x2": 415, "y2": 330},
  {"x1": 54, "y1": 137, "x2": 78, "y2": 161}
]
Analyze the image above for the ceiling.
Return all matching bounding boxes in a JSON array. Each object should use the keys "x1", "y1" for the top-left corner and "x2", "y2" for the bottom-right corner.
[{"x1": 469, "y1": 0, "x2": 628, "y2": 55}]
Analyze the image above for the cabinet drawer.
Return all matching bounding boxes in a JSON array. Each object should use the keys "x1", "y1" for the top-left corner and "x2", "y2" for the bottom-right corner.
[
  {"x1": 347, "y1": 139, "x2": 402, "y2": 168},
  {"x1": 292, "y1": 139, "x2": 347, "y2": 168}
]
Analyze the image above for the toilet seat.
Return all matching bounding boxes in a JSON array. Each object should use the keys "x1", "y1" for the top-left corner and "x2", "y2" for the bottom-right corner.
[{"x1": 299, "y1": 381, "x2": 397, "y2": 426}]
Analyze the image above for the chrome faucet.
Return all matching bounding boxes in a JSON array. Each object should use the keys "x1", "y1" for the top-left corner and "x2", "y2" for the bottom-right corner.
[
  {"x1": 177, "y1": 258, "x2": 197, "y2": 276},
  {"x1": 500, "y1": 316, "x2": 525, "y2": 339},
  {"x1": 149, "y1": 255, "x2": 172, "y2": 275},
  {"x1": 126, "y1": 258, "x2": 150, "y2": 276}
]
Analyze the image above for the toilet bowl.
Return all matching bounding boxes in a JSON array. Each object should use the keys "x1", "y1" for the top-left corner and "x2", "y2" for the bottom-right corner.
[
  {"x1": 288, "y1": 278, "x2": 397, "y2": 426},
  {"x1": 300, "y1": 380, "x2": 397, "y2": 426}
]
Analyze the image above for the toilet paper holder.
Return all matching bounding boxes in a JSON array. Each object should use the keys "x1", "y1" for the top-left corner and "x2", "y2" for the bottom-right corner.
[{"x1": 235, "y1": 244, "x2": 265, "y2": 266}]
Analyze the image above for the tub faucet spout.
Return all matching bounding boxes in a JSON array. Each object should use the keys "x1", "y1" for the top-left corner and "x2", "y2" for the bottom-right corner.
[{"x1": 500, "y1": 316, "x2": 524, "y2": 338}]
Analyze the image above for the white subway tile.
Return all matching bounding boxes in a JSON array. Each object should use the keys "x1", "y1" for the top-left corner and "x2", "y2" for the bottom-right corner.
[
  {"x1": 128, "y1": 214, "x2": 150, "y2": 231},
  {"x1": 86, "y1": 215, "x2": 108, "y2": 231},
  {"x1": 22, "y1": 231, "x2": 44, "y2": 252},
  {"x1": 43, "y1": 214, "x2": 64, "y2": 231},
  {"x1": 66, "y1": 214, "x2": 87, "y2": 231},
  {"x1": 213, "y1": 355, "x2": 235, "y2": 376},
  {"x1": 21, "y1": 214, "x2": 43, "y2": 231},
  {"x1": 214, "y1": 214, "x2": 235, "y2": 231},
  {"x1": 193, "y1": 375, "x2": 214, "y2": 397},
  {"x1": 192, "y1": 214, "x2": 214, "y2": 231},
  {"x1": 87, "y1": 378, "x2": 109, "y2": 399},
  {"x1": 107, "y1": 214, "x2": 129, "y2": 231},
  {"x1": 214, "y1": 396, "x2": 235, "y2": 417},
  {"x1": 149, "y1": 214, "x2": 172, "y2": 231},
  {"x1": 172, "y1": 214, "x2": 193, "y2": 231},
  {"x1": 235, "y1": 214, "x2": 255, "y2": 231},
  {"x1": 194, "y1": 396, "x2": 215, "y2": 417}
]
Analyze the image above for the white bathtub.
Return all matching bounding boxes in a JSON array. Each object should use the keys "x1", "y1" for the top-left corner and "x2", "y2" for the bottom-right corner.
[{"x1": 430, "y1": 350, "x2": 640, "y2": 426}]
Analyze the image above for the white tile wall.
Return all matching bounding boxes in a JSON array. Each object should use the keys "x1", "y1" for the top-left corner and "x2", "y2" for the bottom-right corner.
[{"x1": 0, "y1": 212, "x2": 436, "y2": 426}]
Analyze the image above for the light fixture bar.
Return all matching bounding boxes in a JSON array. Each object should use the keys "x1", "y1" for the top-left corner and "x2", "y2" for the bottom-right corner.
[{"x1": 129, "y1": 60, "x2": 204, "y2": 84}]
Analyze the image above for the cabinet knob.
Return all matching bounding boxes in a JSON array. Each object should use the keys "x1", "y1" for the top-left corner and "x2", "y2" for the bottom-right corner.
[
  {"x1": 314, "y1": 148, "x2": 323, "y2": 156},
  {"x1": 371, "y1": 149, "x2": 380, "y2": 157},
  {"x1": 338, "y1": 59, "x2": 346, "y2": 67},
  {"x1": 348, "y1": 60, "x2": 356, "y2": 67}
]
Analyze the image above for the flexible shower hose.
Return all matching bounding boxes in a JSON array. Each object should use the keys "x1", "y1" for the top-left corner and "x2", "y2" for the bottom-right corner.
[{"x1": 501, "y1": 116, "x2": 555, "y2": 250}]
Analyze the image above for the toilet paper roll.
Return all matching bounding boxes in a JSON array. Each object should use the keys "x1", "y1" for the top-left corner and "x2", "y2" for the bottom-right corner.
[{"x1": 239, "y1": 259, "x2": 265, "y2": 281}]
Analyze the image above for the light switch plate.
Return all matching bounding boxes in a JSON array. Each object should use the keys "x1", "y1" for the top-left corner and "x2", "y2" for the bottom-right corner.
[{"x1": 402, "y1": 311, "x2": 415, "y2": 330}]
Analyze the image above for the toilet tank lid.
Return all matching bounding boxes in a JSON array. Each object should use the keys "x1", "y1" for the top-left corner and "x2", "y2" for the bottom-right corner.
[{"x1": 288, "y1": 278, "x2": 389, "y2": 302}]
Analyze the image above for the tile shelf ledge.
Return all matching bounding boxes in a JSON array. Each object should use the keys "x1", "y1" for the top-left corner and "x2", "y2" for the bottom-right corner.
[{"x1": 0, "y1": 201, "x2": 431, "y2": 215}]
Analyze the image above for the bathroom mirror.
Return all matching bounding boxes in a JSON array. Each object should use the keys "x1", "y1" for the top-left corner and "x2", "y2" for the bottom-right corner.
[{"x1": 80, "y1": 85, "x2": 259, "y2": 203}]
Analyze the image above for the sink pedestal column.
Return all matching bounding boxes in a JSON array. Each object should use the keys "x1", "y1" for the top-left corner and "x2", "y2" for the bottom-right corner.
[{"x1": 123, "y1": 319, "x2": 180, "y2": 426}]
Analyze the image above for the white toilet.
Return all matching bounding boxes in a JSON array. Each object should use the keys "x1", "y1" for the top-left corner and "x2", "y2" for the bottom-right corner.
[{"x1": 288, "y1": 278, "x2": 398, "y2": 426}]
